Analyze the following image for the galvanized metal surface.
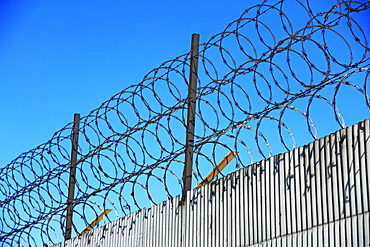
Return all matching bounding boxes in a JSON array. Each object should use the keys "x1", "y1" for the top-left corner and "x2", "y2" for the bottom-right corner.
[{"x1": 66, "y1": 119, "x2": 370, "y2": 246}]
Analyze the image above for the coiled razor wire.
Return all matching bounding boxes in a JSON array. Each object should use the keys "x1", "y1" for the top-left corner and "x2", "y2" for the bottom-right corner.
[{"x1": 0, "y1": 0, "x2": 369, "y2": 246}]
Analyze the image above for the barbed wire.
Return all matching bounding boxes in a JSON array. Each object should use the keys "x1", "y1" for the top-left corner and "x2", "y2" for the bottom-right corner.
[{"x1": 1, "y1": 0, "x2": 369, "y2": 246}]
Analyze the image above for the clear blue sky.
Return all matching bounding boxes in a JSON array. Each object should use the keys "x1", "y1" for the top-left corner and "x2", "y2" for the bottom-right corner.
[{"x1": 0, "y1": 1, "x2": 250, "y2": 166}]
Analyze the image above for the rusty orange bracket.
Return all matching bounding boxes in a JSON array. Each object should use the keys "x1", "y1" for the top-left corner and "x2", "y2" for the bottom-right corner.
[
  {"x1": 197, "y1": 151, "x2": 238, "y2": 188},
  {"x1": 79, "y1": 209, "x2": 112, "y2": 236}
]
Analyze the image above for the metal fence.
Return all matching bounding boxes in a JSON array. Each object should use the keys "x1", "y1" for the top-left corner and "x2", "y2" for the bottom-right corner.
[
  {"x1": 1, "y1": 0, "x2": 369, "y2": 246},
  {"x1": 64, "y1": 118, "x2": 370, "y2": 246}
]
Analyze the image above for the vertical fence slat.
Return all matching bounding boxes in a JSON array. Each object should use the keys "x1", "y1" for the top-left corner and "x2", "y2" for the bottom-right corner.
[
  {"x1": 284, "y1": 154, "x2": 291, "y2": 238},
  {"x1": 347, "y1": 125, "x2": 357, "y2": 217},
  {"x1": 256, "y1": 162, "x2": 262, "y2": 243},
  {"x1": 358, "y1": 120, "x2": 369, "y2": 212},
  {"x1": 320, "y1": 137, "x2": 329, "y2": 225},
  {"x1": 252, "y1": 162, "x2": 258, "y2": 244},
  {"x1": 297, "y1": 146, "x2": 306, "y2": 233},
  {"x1": 291, "y1": 149, "x2": 299, "y2": 234},
  {"x1": 365, "y1": 119, "x2": 370, "y2": 213},
  {"x1": 274, "y1": 155, "x2": 281, "y2": 239},
  {"x1": 243, "y1": 166, "x2": 253, "y2": 245},
  {"x1": 313, "y1": 139, "x2": 322, "y2": 228},
  {"x1": 264, "y1": 158, "x2": 271, "y2": 241}
]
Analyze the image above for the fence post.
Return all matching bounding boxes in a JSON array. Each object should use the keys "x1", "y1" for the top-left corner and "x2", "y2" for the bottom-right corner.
[
  {"x1": 182, "y1": 33, "x2": 200, "y2": 203},
  {"x1": 65, "y1": 113, "x2": 80, "y2": 240}
]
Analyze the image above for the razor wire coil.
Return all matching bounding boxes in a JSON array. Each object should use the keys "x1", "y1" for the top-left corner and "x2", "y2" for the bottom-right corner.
[{"x1": 0, "y1": 0, "x2": 369, "y2": 246}]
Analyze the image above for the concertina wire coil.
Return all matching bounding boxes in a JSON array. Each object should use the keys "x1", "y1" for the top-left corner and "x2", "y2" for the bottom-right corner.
[{"x1": 0, "y1": 0, "x2": 369, "y2": 245}]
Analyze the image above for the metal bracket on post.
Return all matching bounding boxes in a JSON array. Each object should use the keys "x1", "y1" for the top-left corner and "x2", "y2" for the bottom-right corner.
[
  {"x1": 181, "y1": 33, "x2": 200, "y2": 203},
  {"x1": 65, "y1": 113, "x2": 80, "y2": 240}
]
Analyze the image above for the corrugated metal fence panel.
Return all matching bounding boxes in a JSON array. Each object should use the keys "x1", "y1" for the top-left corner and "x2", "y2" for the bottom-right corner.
[
  {"x1": 65, "y1": 118, "x2": 370, "y2": 247},
  {"x1": 247, "y1": 212, "x2": 370, "y2": 247},
  {"x1": 65, "y1": 197, "x2": 182, "y2": 247}
]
